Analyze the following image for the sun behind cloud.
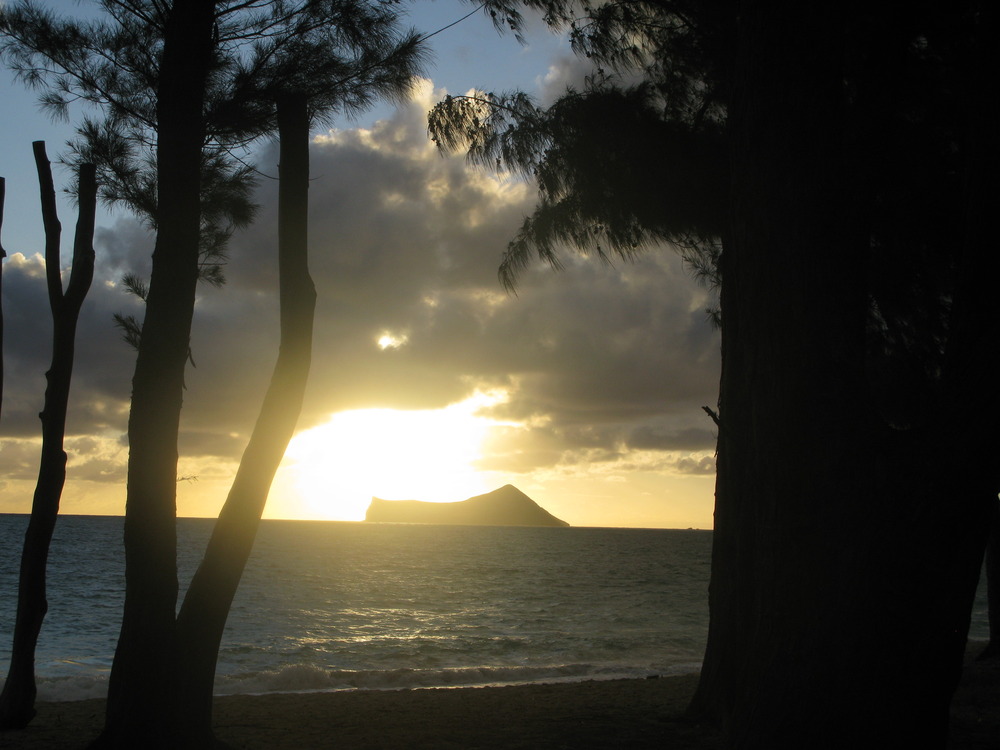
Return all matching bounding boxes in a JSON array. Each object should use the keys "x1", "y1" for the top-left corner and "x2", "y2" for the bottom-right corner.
[{"x1": 275, "y1": 391, "x2": 512, "y2": 521}]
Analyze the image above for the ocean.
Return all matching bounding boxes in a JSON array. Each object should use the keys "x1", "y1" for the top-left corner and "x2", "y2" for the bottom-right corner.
[{"x1": 0, "y1": 515, "x2": 990, "y2": 703}]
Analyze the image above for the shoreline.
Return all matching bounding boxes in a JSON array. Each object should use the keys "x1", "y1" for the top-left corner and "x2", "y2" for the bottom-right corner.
[
  {"x1": 3, "y1": 675, "x2": 711, "y2": 750},
  {"x1": 1, "y1": 660, "x2": 997, "y2": 750}
]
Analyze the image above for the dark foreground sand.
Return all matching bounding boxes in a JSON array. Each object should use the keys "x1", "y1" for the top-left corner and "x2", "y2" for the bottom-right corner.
[{"x1": 1, "y1": 661, "x2": 997, "y2": 750}]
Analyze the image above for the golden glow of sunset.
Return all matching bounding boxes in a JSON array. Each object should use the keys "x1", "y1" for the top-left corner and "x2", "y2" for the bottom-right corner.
[
  {"x1": 376, "y1": 331, "x2": 408, "y2": 349},
  {"x1": 281, "y1": 391, "x2": 512, "y2": 521}
]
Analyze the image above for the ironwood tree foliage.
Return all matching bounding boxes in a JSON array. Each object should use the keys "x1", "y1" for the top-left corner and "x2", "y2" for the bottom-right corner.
[
  {"x1": 431, "y1": 0, "x2": 997, "y2": 746},
  {"x1": 431, "y1": 83, "x2": 725, "y2": 292},
  {"x1": 2, "y1": 1, "x2": 425, "y2": 747},
  {"x1": 0, "y1": 145, "x2": 97, "y2": 730}
]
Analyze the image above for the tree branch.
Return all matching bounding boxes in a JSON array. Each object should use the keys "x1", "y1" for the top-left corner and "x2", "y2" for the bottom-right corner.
[{"x1": 32, "y1": 142, "x2": 63, "y2": 312}]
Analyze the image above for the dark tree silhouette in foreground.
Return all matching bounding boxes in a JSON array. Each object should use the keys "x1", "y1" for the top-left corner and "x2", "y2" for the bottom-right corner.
[
  {"x1": 97, "y1": 3, "x2": 217, "y2": 743},
  {"x1": 3, "y1": 2, "x2": 424, "y2": 745},
  {"x1": 175, "y1": 93, "x2": 315, "y2": 746},
  {"x1": 431, "y1": 84, "x2": 724, "y2": 293},
  {"x1": 432, "y1": 1, "x2": 998, "y2": 745},
  {"x1": 982, "y1": 503, "x2": 1000, "y2": 660},
  {"x1": 0, "y1": 144, "x2": 97, "y2": 729},
  {"x1": 0, "y1": 177, "x2": 6, "y2": 418}
]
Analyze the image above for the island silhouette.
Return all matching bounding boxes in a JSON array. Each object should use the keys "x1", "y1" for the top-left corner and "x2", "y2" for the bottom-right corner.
[{"x1": 364, "y1": 485, "x2": 569, "y2": 527}]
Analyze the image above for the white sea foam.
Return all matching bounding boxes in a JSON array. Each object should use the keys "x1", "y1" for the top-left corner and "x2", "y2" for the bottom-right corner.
[
  {"x1": 36, "y1": 673, "x2": 109, "y2": 703},
  {"x1": 30, "y1": 660, "x2": 706, "y2": 703},
  {"x1": 212, "y1": 661, "x2": 694, "y2": 696}
]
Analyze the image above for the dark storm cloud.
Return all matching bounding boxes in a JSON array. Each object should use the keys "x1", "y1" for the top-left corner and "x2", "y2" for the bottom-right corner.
[
  {"x1": 627, "y1": 425, "x2": 718, "y2": 452},
  {"x1": 93, "y1": 219, "x2": 155, "y2": 278},
  {"x1": 1, "y1": 242, "x2": 138, "y2": 440},
  {"x1": 1, "y1": 79, "x2": 720, "y2": 480}
]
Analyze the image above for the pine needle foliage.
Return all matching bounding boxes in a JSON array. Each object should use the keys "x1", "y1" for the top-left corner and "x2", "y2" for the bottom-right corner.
[{"x1": 428, "y1": 0, "x2": 730, "y2": 292}]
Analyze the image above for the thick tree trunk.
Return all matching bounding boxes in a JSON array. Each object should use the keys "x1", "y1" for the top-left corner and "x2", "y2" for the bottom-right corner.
[
  {"x1": 944, "y1": 0, "x2": 1000, "y2": 666},
  {"x1": 690, "y1": 2, "x2": 996, "y2": 747},
  {"x1": 691, "y1": 5, "x2": 875, "y2": 743},
  {"x1": 175, "y1": 94, "x2": 315, "y2": 747},
  {"x1": 96, "y1": 2, "x2": 217, "y2": 747},
  {"x1": 0, "y1": 147, "x2": 96, "y2": 730}
]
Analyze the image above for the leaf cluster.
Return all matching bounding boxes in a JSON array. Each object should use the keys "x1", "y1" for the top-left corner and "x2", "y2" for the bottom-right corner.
[
  {"x1": 428, "y1": 82, "x2": 726, "y2": 292},
  {"x1": 428, "y1": 0, "x2": 731, "y2": 294}
]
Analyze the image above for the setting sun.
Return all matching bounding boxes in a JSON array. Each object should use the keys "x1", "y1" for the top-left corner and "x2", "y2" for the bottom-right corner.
[{"x1": 277, "y1": 391, "x2": 511, "y2": 520}]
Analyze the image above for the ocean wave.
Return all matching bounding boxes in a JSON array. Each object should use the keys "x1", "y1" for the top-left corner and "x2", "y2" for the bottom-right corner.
[
  {"x1": 36, "y1": 672, "x2": 109, "y2": 703},
  {"x1": 213, "y1": 661, "x2": 701, "y2": 696},
  {"x1": 31, "y1": 660, "x2": 702, "y2": 703}
]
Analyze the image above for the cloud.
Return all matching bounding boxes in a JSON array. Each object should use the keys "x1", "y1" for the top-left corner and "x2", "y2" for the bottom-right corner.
[
  {"x1": 1, "y1": 76, "x2": 720, "y2": 499},
  {"x1": 537, "y1": 54, "x2": 596, "y2": 101},
  {"x1": 627, "y1": 425, "x2": 718, "y2": 452},
  {"x1": 1, "y1": 247, "x2": 138, "y2": 439},
  {"x1": 674, "y1": 454, "x2": 717, "y2": 475},
  {"x1": 0, "y1": 438, "x2": 42, "y2": 480}
]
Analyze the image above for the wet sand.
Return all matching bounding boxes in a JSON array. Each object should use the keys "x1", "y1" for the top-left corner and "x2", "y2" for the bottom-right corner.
[
  {"x1": 1, "y1": 675, "x2": 712, "y2": 750},
  {"x1": 1, "y1": 661, "x2": 997, "y2": 749}
]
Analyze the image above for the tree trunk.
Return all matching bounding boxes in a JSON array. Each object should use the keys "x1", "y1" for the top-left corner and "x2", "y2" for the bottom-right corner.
[
  {"x1": 691, "y1": 4, "x2": 876, "y2": 743},
  {"x1": 175, "y1": 94, "x2": 315, "y2": 747},
  {"x1": 983, "y1": 502, "x2": 1000, "y2": 659},
  {"x1": 96, "y1": 2, "x2": 217, "y2": 747},
  {"x1": 690, "y1": 2, "x2": 997, "y2": 746},
  {"x1": 0, "y1": 146, "x2": 96, "y2": 730},
  {"x1": 942, "y1": 0, "x2": 1000, "y2": 667},
  {"x1": 0, "y1": 176, "x2": 6, "y2": 419}
]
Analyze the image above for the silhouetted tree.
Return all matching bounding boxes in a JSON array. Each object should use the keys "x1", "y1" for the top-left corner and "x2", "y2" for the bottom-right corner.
[
  {"x1": 96, "y1": 3, "x2": 217, "y2": 743},
  {"x1": 175, "y1": 93, "x2": 314, "y2": 746},
  {"x1": 0, "y1": 176, "x2": 6, "y2": 419},
  {"x1": 3, "y1": 2, "x2": 424, "y2": 746},
  {"x1": 431, "y1": 0, "x2": 998, "y2": 745},
  {"x1": 431, "y1": 83, "x2": 725, "y2": 294},
  {"x1": 982, "y1": 503, "x2": 1000, "y2": 660},
  {"x1": 0, "y1": 144, "x2": 97, "y2": 729}
]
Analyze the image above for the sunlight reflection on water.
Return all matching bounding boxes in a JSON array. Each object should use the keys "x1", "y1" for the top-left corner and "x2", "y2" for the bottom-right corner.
[{"x1": 0, "y1": 516, "x2": 989, "y2": 701}]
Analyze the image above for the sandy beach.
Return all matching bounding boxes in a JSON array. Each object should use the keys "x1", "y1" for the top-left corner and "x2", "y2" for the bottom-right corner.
[
  {"x1": 0, "y1": 675, "x2": 710, "y2": 750},
  {"x1": 1, "y1": 660, "x2": 997, "y2": 750}
]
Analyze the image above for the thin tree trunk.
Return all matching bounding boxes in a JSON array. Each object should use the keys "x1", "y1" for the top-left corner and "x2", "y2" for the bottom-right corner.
[
  {"x1": 983, "y1": 501, "x2": 1000, "y2": 659},
  {"x1": 175, "y1": 94, "x2": 315, "y2": 747},
  {"x1": 0, "y1": 146, "x2": 96, "y2": 729},
  {"x1": 0, "y1": 176, "x2": 6, "y2": 419},
  {"x1": 96, "y1": 2, "x2": 217, "y2": 747}
]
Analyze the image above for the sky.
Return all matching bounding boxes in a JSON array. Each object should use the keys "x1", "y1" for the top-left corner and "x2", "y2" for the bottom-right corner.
[{"x1": 0, "y1": 0, "x2": 720, "y2": 529}]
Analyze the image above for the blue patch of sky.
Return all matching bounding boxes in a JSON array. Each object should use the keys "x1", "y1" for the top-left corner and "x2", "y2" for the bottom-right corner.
[{"x1": 0, "y1": 0, "x2": 573, "y2": 257}]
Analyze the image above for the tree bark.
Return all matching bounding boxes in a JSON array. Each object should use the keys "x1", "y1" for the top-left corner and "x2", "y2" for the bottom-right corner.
[
  {"x1": 0, "y1": 146, "x2": 97, "y2": 730},
  {"x1": 96, "y1": 2, "x2": 217, "y2": 747},
  {"x1": 174, "y1": 94, "x2": 315, "y2": 747},
  {"x1": 691, "y1": 5, "x2": 875, "y2": 743},
  {"x1": 689, "y1": 2, "x2": 997, "y2": 746}
]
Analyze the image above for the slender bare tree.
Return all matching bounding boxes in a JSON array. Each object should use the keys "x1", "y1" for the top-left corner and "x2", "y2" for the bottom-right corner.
[{"x1": 0, "y1": 144, "x2": 97, "y2": 729}]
